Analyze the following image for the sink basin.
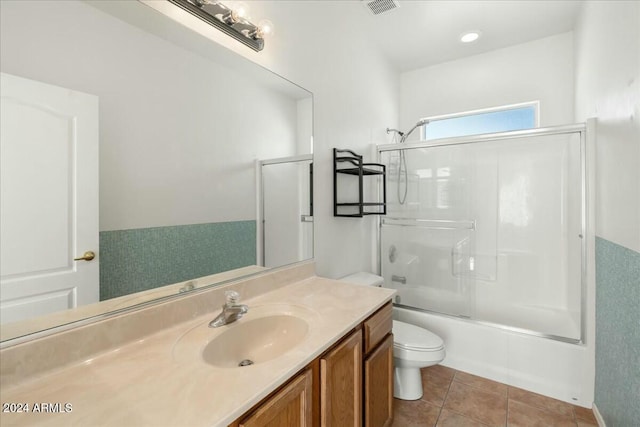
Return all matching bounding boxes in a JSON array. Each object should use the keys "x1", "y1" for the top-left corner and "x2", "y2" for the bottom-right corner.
[
  {"x1": 172, "y1": 303, "x2": 317, "y2": 368},
  {"x1": 202, "y1": 315, "x2": 309, "y2": 368}
]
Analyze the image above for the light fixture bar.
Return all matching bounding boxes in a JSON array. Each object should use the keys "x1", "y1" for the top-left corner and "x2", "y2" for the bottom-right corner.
[{"x1": 168, "y1": 0, "x2": 265, "y2": 51}]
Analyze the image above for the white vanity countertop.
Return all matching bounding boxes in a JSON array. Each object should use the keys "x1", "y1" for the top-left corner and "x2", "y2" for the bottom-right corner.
[{"x1": 0, "y1": 277, "x2": 395, "y2": 427}]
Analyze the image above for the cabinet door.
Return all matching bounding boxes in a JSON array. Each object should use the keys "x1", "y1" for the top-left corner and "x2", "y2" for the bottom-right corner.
[
  {"x1": 364, "y1": 334, "x2": 394, "y2": 427},
  {"x1": 239, "y1": 369, "x2": 313, "y2": 427},
  {"x1": 320, "y1": 329, "x2": 362, "y2": 427}
]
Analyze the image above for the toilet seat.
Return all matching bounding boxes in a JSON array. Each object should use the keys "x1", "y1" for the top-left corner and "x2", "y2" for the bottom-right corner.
[{"x1": 393, "y1": 320, "x2": 444, "y2": 351}]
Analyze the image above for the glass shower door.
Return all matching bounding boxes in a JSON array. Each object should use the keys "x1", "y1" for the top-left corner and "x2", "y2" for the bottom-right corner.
[{"x1": 379, "y1": 129, "x2": 584, "y2": 342}]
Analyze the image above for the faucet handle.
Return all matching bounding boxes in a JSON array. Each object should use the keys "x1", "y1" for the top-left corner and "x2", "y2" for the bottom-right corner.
[{"x1": 225, "y1": 290, "x2": 240, "y2": 305}]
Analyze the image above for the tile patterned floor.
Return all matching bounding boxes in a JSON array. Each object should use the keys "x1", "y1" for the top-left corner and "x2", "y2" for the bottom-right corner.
[{"x1": 392, "y1": 365, "x2": 599, "y2": 427}]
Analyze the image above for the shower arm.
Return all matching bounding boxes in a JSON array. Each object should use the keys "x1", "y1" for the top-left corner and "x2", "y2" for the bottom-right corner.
[
  {"x1": 386, "y1": 119, "x2": 429, "y2": 143},
  {"x1": 400, "y1": 119, "x2": 429, "y2": 143},
  {"x1": 386, "y1": 128, "x2": 404, "y2": 137}
]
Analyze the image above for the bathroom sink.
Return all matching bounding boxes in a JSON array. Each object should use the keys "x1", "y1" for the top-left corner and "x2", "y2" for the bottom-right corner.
[
  {"x1": 202, "y1": 315, "x2": 308, "y2": 368},
  {"x1": 172, "y1": 303, "x2": 317, "y2": 368}
]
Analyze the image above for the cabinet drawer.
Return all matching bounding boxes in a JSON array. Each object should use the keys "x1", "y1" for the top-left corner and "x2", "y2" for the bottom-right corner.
[{"x1": 363, "y1": 302, "x2": 392, "y2": 354}]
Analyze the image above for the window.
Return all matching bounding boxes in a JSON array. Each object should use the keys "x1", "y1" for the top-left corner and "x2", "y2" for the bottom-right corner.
[{"x1": 422, "y1": 102, "x2": 538, "y2": 141}]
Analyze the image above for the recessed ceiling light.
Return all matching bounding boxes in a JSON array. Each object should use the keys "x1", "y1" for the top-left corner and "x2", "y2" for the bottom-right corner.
[{"x1": 460, "y1": 31, "x2": 481, "y2": 43}]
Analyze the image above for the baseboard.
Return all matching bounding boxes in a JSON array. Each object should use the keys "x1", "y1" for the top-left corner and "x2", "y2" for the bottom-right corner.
[{"x1": 592, "y1": 403, "x2": 606, "y2": 427}]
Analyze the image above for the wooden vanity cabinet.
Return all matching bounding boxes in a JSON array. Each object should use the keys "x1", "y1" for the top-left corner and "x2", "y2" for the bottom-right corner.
[
  {"x1": 228, "y1": 301, "x2": 393, "y2": 427},
  {"x1": 231, "y1": 369, "x2": 313, "y2": 427}
]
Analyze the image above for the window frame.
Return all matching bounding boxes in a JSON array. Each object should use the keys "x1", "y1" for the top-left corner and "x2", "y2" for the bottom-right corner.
[{"x1": 420, "y1": 101, "x2": 540, "y2": 141}]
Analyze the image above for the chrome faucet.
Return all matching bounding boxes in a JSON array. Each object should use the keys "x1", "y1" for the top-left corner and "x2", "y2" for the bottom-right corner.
[
  {"x1": 391, "y1": 274, "x2": 407, "y2": 285},
  {"x1": 209, "y1": 290, "x2": 249, "y2": 328}
]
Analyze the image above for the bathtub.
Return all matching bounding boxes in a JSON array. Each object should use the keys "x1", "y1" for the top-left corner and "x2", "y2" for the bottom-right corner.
[{"x1": 393, "y1": 304, "x2": 594, "y2": 407}]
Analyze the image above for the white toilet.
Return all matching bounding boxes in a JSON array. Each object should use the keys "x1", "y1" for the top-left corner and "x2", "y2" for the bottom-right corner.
[{"x1": 340, "y1": 272, "x2": 446, "y2": 401}]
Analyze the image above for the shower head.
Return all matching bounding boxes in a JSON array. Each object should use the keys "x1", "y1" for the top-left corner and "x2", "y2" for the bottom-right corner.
[{"x1": 400, "y1": 119, "x2": 429, "y2": 143}]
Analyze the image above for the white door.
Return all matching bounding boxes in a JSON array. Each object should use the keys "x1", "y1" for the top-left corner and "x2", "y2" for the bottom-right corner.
[{"x1": 0, "y1": 72, "x2": 99, "y2": 325}]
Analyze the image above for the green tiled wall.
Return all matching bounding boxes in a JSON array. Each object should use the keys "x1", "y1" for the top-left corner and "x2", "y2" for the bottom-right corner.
[
  {"x1": 99, "y1": 221, "x2": 256, "y2": 301},
  {"x1": 595, "y1": 237, "x2": 640, "y2": 425}
]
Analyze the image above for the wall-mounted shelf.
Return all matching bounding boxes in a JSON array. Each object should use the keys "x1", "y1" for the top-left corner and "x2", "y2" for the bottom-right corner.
[{"x1": 333, "y1": 148, "x2": 386, "y2": 217}]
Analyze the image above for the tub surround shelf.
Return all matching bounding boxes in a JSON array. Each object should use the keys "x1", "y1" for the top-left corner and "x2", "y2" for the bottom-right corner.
[{"x1": 0, "y1": 267, "x2": 394, "y2": 427}]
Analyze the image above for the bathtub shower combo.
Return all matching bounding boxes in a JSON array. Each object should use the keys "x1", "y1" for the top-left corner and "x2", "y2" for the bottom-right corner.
[{"x1": 377, "y1": 124, "x2": 593, "y2": 405}]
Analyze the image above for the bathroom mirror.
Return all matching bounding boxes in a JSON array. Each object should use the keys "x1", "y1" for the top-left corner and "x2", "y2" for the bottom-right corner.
[{"x1": 0, "y1": 0, "x2": 313, "y2": 342}]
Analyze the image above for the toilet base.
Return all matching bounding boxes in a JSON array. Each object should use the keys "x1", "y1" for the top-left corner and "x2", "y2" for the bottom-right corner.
[{"x1": 393, "y1": 367, "x2": 423, "y2": 400}]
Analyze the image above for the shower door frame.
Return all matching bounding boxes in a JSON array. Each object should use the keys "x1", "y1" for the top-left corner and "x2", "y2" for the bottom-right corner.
[
  {"x1": 257, "y1": 154, "x2": 314, "y2": 268},
  {"x1": 376, "y1": 122, "x2": 592, "y2": 344}
]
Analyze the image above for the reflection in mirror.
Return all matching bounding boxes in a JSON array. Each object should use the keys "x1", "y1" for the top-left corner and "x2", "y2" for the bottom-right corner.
[
  {"x1": 260, "y1": 156, "x2": 314, "y2": 268},
  {"x1": 0, "y1": 0, "x2": 313, "y2": 343}
]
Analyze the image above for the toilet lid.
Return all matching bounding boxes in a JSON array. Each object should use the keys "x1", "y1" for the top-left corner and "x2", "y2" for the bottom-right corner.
[{"x1": 393, "y1": 320, "x2": 444, "y2": 350}]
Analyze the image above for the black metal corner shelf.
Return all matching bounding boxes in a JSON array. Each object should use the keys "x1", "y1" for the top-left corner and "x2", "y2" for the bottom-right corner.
[{"x1": 333, "y1": 148, "x2": 386, "y2": 217}]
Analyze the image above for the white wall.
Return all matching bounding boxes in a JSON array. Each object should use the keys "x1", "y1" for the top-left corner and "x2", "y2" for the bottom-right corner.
[
  {"x1": 297, "y1": 97, "x2": 314, "y2": 156},
  {"x1": 0, "y1": 0, "x2": 300, "y2": 232},
  {"x1": 575, "y1": 1, "x2": 640, "y2": 252},
  {"x1": 400, "y1": 32, "x2": 574, "y2": 136}
]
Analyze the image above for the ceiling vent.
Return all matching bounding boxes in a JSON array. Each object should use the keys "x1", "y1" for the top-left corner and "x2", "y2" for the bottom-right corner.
[{"x1": 362, "y1": 0, "x2": 400, "y2": 16}]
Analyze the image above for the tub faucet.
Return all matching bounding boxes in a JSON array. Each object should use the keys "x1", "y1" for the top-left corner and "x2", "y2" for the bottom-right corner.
[
  {"x1": 209, "y1": 290, "x2": 248, "y2": 328},
  {"x1": 392, "y1": 274, "x2": 407, "y2": 284}
]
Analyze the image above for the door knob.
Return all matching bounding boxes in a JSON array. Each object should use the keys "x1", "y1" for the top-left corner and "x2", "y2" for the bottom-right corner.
[{"x1": 74, "y1": 251, "x2": 95, "y2": 261}]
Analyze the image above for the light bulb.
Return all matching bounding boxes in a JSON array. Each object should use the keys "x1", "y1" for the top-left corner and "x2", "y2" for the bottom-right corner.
[
  {"x1": 216, "y1": 1, "x2": 249, "y2": 25},
  {"x1": 257, "y1": 19, "x2": 274, "y2": 38},
  {"x1": 231, "y1": 1, "x2": 250, "y2": 20}
]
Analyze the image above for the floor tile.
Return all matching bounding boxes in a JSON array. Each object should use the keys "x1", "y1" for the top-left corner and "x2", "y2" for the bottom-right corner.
[
  {"x1": 508, "y1": 386, "x2": 575, "y2": 418},
  {"x1": 443, "y1": 381, "x2": 507, "y2": 427},
  {"x1": 424, "y1": 364, "x2": 457, "y2": 382},
  {"x1": 396, "y1": 368, "x2": 596, "y2": 427},
  {"x1": 453, "y1": 371, "x2": 508, "y2": 397},
  {"x1": 573, "y1": 405, "x2": 598, "y2": 424},
  {"x1": 392, "y1": 398, "x2": 441, "y2": 427},
  {"x1": 421, "y1": 368, "x2": 453, "y2": 407},
  {"x1": 436, "y1": 409, "x2": 491, "y2": 426},
  {"x1": 507, "y1": 399, "x2": 577, "y2": 427}
]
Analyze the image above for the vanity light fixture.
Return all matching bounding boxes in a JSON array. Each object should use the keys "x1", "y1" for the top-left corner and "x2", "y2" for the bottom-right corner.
[
  {"x1": 460, "y1": 31, "x2": 481, "y2": 43},
  {"x1": 168, "y1": 0, "x2": 273, "y2": 51}
]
